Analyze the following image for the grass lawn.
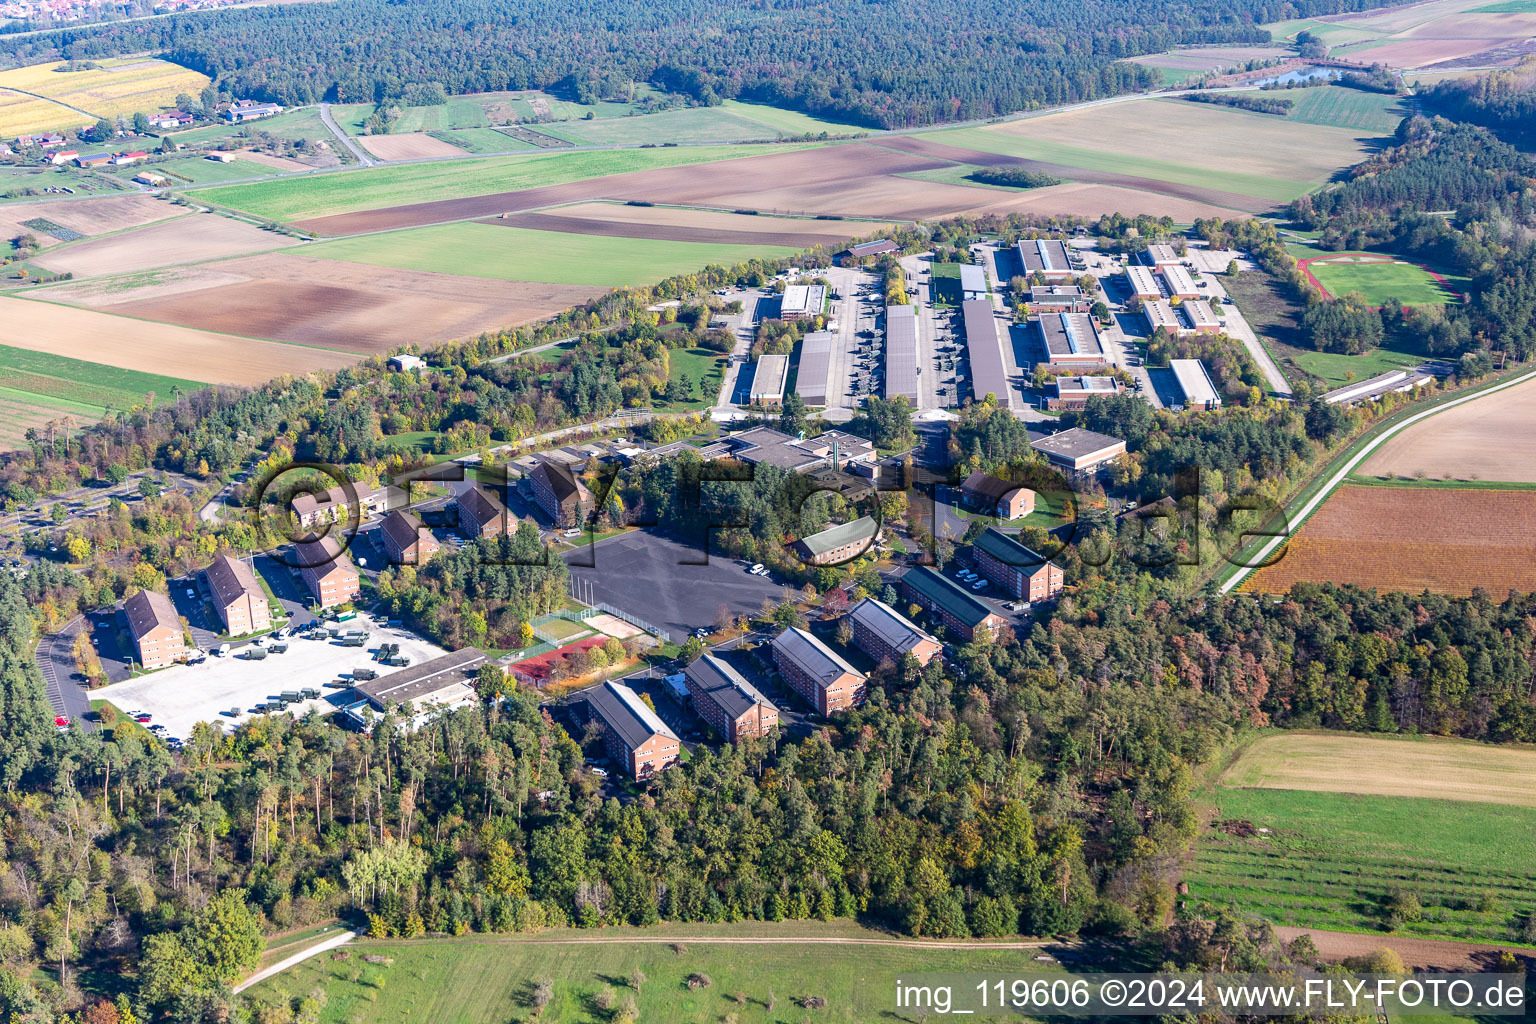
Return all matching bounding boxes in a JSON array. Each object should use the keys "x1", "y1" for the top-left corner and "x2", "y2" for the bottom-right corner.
[
  {"x1": 719, "y1": 100, "x2": 869, "y2": 136},
  {"x1": 1285, "y1": 86, "x2": 1408, "y2": 134},
  {"x1": 0, "y1": 344, "x2": 201, "y2": 411},
  {"x1": 1302, "y1": 253, "x2": 1463, "y2": 307},
  {"x1": 1347, "y1": 474, "x2": 1536, "y2": 492},
  {"x1": 115, "y1": 156, "x2": 274, "y2": 185},
  {"x1": 534, "y1": 107, "x2": 782, "y2": 147},
  {"x1": 1288, "y1": 345, "x2": 1421, "y2": 387},
  {"x1": 242, "y1": 924, "x2": 1056, "y2": 1024},
  {"x1": 199, "y1": 145, "x2": 812, "y2": 222},
  {"x1": 89, "y1": 700, "x2": 155, "y2": 742},
  {"x1": 166, "y1": 108, "x2": 336, "y2": 149},
  {"x1": 304, "y1": 223, "x2": 799, "y2": 288},
  {"x1": 663, "y1": 347, "x2": 728, "y2": 410},
  {"x1": 425, "y1": 128, "x2": 539, "y2": 154}
]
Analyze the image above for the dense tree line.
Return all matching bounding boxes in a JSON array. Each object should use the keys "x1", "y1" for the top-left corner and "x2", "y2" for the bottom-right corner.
[
  {"x1": 0, "y1": 0, "x2": 1418, "y2": 128},
  {"x1": 1421, "y1": 60, "x2": 1536, "y2": 148},
  {"x1": 1183, "y1": 92, "x2": 1293, "y2": 115}
]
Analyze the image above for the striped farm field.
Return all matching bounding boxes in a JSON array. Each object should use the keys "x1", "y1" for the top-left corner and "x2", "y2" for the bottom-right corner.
[
  {"x1": 0, "y1": 58, "x2": 209, "y2": 131},
  {"x1": 0, "y1": 344, "x2": 202, "y2": 412},
  {"x1": 1243, "y1": 484, "x2": 1536, "y2": 597}
]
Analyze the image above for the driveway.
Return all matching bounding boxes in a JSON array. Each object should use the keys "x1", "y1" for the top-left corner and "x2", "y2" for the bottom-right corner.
[{"x1": 36, "y1": 617, "x2": 96, "y2": 731}]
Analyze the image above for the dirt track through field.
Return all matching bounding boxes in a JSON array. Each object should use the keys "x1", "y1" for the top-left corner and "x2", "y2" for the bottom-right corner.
[{"x1": 1271, "y1": 927, "x2": 1507, "y2": 970}]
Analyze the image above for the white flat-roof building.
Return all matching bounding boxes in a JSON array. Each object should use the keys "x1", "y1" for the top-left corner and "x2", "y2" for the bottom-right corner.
[
  {"x1": 1170, "y1": 359, "x2": 1222, "y2": 410},
  {"x1": 1125, "y1": 265, "x2": 1162, "y2": 300},
  {"x1": 1181, "y1": 299, "x2": 1220, "y2": 334},
  {"x1": 1160, "y1": 264, "x2": 1200, "y2": 299},
  {"x1": 1144, "y1": 243, "x2": 1181, "y2": 268},
  {"x1": 750, "y1": 353, "x2": 790, "y2": 406},
  {"x1": 1321, "y1": 369, "x2": 1434, "y2": 406},
  {"x1": 960, "y1": 264, "x2": 987, "y2": 300},
  {"x1": 796, "y1": 330, "x2": 835, "y2": 406},
  {"x1": 1044, "y1": 375, "x2": 1124, "y2": 410},
  {"x1": 1036, "y1": 312, "x2": 1106, "y2": 367},
  {"x1": 1143, "y1": 299, "x2": 1181, "y2": 335},
  {"x1": 885, "y1": 305, "x2": 920, "y2": 405},
  {"x1": 779, "y1": 284, "x2": 827, "y2": 320}
]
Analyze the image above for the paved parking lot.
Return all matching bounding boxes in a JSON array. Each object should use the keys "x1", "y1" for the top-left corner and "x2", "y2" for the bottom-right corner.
[
  {"x1": 87, "y1": 614, "x2": 448, "y2": 740},
  {"x1": 564, "y1": 531, "x2": 792, "y2": 641}
]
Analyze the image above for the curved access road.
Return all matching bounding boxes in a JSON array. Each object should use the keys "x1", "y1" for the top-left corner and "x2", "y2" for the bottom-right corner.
[
  {"x1": 318, "y1": 103, "x2": 374, "y2": 167},
  {"x1": 1220, "y1": 366, "x2": 1536, "y2": 594}
]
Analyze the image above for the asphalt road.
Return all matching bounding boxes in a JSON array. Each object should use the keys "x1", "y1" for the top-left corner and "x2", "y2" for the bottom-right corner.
[{"x1": 36, "y1": 617, "x2": 96, "y2": 732}]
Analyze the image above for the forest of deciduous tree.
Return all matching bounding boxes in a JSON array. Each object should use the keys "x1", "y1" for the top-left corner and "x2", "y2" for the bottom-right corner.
[{"x1": 0, "y1": 0, "x2": 1415, "y2": 127}]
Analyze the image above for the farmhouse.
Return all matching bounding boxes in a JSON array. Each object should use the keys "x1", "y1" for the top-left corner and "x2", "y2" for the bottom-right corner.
[
  {"x1": 897, "y1": 566, "x2": 1005, "y2": 642},
  {"x1": 291, "y1": 482, "x2": 399, "y2": 529},
  {"x1": 528, "y1": 460, "x2": 594, "y2": 529},
  {"x1": 771, "y1": 627, "x2": 867, "y2": 715},
  {"x1": 112, "y1": 151, "x2": 147, "y2": 166},
  {"x1": 457, "y1": 485, "x2": 508, "y2": 539},
  {"x1": 123, "y1": 589, "x2": 186, "y2": 669},
  {"x1": 793, "y1": 516, "x2": 881, "y2": 565},
  {"x1": 837, "y1": 238, "x2": 898, "y2": 264},
  {"x1": 294, "y1": 534, "x2": 360, "y2": 609},
  {"x1": 133, "y1": 171, "x2": 169, "y2": 186},
  {"x1": 49, "y1": 150, "x2": 78, "y2": 165},
  {"x1": 1160, "y1": 264, "x2": 1200, "y2": 299},
  {"x1": 684, "y1": 653, "x2": 779, "y2": 743},
  {"x1": 884, "y1": 304, "x2": 920, "y2": 405},
  {"x1": 1171, "y1": 359, "x2": 1222, "y2": 411},
  {"x1": 1143, "y1": 243, "x2": 1181, "y2": 268},
  {"x1": 1031, "y1": 427, "x2": 1127, "y2": 477},
  {"x1": 1015, "y1": 238, "x2": 1075, "y2": 280},
  {"x1": 149, "y1": 111, "x2": 194, "y2": 129},
  {"x1": 795, "y1": 330, "x2": 834, "y2": 407},
  {"x1": 959, "y1": 263, "x2": 987, "y2": 300},
  {"x1": 74, "y1": 153, "x2": 111, "y2": 168},
  {"x1": 586, "y1": 680, "x2": 681, "y2": 779},
  {"x1": 1125, "y1": 265, "x2": 1162, "y2": 300},
  {"x1": 749, "y1": 353, "x2": 790, "y2": 406},
  {"x1": 201, "y1": 552, "x2": 270, "y2": 637},
  {"x1": 1181, "y1": 299, "x2": 1220, "y2": 334},
  {"x1": 1045, "y1": 374, "x2": 1123, "y2": 411},
  {"x1": 1322, "y1": 369, "x2": 1434, "y2": 406},
  {"x1": 777, "y1": 284, "x2": 827, "y2": 321},
  {"x1": 972, "y1": 527, "x2": 1064, "y2": 603},
  {"x1": 1143, "y1": 299, "x2": 1182, "y2": 336},
  {"x1": 1035, "y1": 312, "x2": 1107, "y2": 369},
  {"x1": 380, "y1": 509, "x2": 440, "y2": 565},
  {"x1": 226, "y1": 100, "x2": 284, "y2": 123},
  {"x1": 1028, "y1": 285, "x2": 1090, "y2": 312},
  {"x1": 848, "y1": 597, "x2": 941, "y2": 668},
  {"x1": 206, "y1": 151, "x2": 236, "y2": 162},
  {"x1": 18, "y1": 132, "x2": 66, "y2": 148},
  {"x1": 962, "y1": 299, "x2": 1011, "y2": 408},
  {"x1": 348, "y1": 648, "x2": 485, "y2": 727},
  {"x1": 959, "y1": 470, "x2": 1035, "y2": 520}
]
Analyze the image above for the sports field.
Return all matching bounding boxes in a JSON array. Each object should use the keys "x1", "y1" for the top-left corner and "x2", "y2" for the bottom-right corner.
[
  {"x1": 303, "y1": 223, "x2": 799, "y2": 287},
  {"x1": 0, "y1": 58, "x2": 209, "y2": 133},
  {"x1": 1299, "y1": 253, "x2": 1462, "y2": 306},
  {"x1": 242, "y1": 923, "x2": 1055, "y2": 1024},
  {"x1": 200, "y1": 146, "x2": 779, "y2": 222}
]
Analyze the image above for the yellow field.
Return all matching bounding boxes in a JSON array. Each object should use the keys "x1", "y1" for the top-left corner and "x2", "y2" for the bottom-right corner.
[
  {"x1": 0, "y1": 88, "x2": 89, "y2": 136},
  {"x1": 0, "y1": 58, "x2": 210, "y2": 130},
  {"x1": 1221, "y1": 731, "x2": 1536, "y2": 808}
]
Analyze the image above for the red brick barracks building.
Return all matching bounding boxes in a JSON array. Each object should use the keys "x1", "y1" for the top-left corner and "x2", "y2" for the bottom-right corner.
[
  {"x1": 684, "y1": 652, "x2": 779, "y2": 742},
  {"x1": 898, "y1": 566, "x2": 1005, "y2": 642},
  {"x1": 586, "y1": 680, "x2": 681, "y2": 780},
  {"x1": 848, "y1": 597, "x2": 941, "y2": 668},
  {"x1": 771, "y1": 627, "x2": 867, "y2": 715},
  {"x1": 972, "y1": 527, "x2": 1065, "y2": 603}
]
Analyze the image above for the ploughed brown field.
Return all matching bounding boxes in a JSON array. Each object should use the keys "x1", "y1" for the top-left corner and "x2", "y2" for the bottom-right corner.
[
  {"x1": 45, "y1": 252, "x2": 605, "y2": 351},
  {"x1": 490, "y1": 203, "x2": 896, "y2": 247},
  {"x1": 32, "y1": 213, "x2": 299, "y2": 276},
  {"x1": 229, "y1": 149, "x2": 326, "y2": 172},
  {"x1": 0, "y1": 193, "x2": 178, "y2": 241},
  {"x1": 1362, "y1": 374, "x2": 1536, "y2": 483},
  {"x1": 0, "y1": 295, "x2": 355, "y2": 383},
  {"x1": 359, "y1": 132, "x2": 471, "y2": 161},
  {"x1": 1243, "y1": 484, "x2": 1536, "y2": 598}
]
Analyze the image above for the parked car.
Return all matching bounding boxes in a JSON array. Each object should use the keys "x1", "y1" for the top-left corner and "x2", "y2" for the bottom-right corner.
[
  {"x1": 589, "y1": 767, "x2": 609, "y2": 778},
  {"x1": 971, "y1": 580, "x2": 987, "y2": 591},
  {"x1": 563, "y1": 528, "x2": 582, "y2": 538},
  {"x1": 54, "y1": 715, "x2": 69, "y2": 729},
  {"x1": 135, "y1": 714, "x2": 152, "y2": 723}
]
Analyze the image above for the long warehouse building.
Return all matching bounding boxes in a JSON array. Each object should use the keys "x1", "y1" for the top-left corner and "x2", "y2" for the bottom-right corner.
[
  {"x1": 796, "y1": 330, "x2": 835, "y2": 406},
  {"x1": 885, "y1": 305, "x2": 919, "y2": 405},
  {"x1": 961, "y1": 298, "x2": 1012, "y2": 410}
]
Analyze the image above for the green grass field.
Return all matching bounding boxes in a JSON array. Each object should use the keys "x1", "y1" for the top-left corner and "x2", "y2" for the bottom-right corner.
[
  {"x1": 1285, "y1": 86, "x2": 1408, "y2": 134},
  {"x1": 928, "y1": 126, "x2": 1313, "y2": 203},
  {"x1": 719, "y1": 99, "x2": 868, "y2": 136},
  {"x1": 1471, "y1": 0, "x2": 1536, "y2": 10},
  {"x1": 1188, "y1": 786, "x2": 1536, "y2": 945},
  {"x1": 243, "y1": 925, "x2": 1054, "y2": 1024},
  {"x1": 200, "y1": 145, "x2": 807, "y2": 222},
  {"x1": 534, "y1": 106, "x2": 783, "y2": 147},
  {"x1": 425, "y1": 128, "x2": 539, "y2": 154},
  {"x1": 167, "y1": 109, "x2": 335, "y2": 149},
  {"x1": 0, "y1": 344, "x2": 202, "y2": 412},
  {"x1": 112, "y1": 156, "x2": 274, "y2": 185},
  {"x1": 1286, "y1": 345, "x2": 1422, "y2": 386},
  {"x1": 896, "y1": 163, "x2": 1037, "y2": 191},
  {"x1": 664, "y1": 347, "x2": 728, "y2": 410},
  {"x1": 304, "y1": 223, "x2": 798, "y2": 287},
  {"x1": 1304, "y1": 254, "x2": 1461, "y2": 306}
]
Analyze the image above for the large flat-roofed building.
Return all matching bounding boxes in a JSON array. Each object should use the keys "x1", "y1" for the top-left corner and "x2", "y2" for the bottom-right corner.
[
  {"x1": 352, "y1": 648, "x2": 486, "y2": 715},
  {"x1": 1143, "y1": 299, "x2": 1181, "y2": 335},
  {"x1": 1125, "y1": 265, "x2": 1163, "y2": 300},
  {"x1": 1160, "y1": 264, "x2": 1200, "y2": 299},
  {"x1": 458, "y1": 485, "x2": 508, "y2": 539},
  {"x1": 959, "y1": 470, "x2": 1035, "y2": 520},
  {"x1": 1035, "y1": 312, "x2": 1106, "y2": 368},
  {"x1": 294, "y1": 534, "x2": 361, "y2": 609},
  {"x1": 838, "y1": 239, "x2": 898, "y2": 264},
  {"x1": 1031, "y1": 427, "x2": 1127, "y2": 476},
  {"x1": 749, "y1": 353, "x2": 790, "y2": 406},
  {"x1": 848, "y1": 597, "x2": 941, "y2": 668},
  {"x1": 1321, "y1": 369, "x2": 1434, "y2": 406},
  {"x1": 587, "y1": 680, "x2": 681, "y2": 779},
  {"x1": 1029, "y1": 285, "x2": 1090, "y2": 312},
  {"x1": 684, "y1": 653, "x2": 779, "y2": 742},
  {"x1": 380, "y1": 509, "x2": 440, "y2": 564},
  {"x1": 1045, "y1": 375, "x2": 1124, "y2": 411},
  {"x1": 124, "y1": 589, "x2": 186, "y2": 669},
  {"x1": 1181, "y1": 299, "x2": 1220, "y2": 334},
  {"x1": 202, "y1": 552, "x2": 270, "y2": 637},
  {"x1": 962, "y1": 299, "x2": 1011, "y2": 408},
  {"x1": 1015, "y1": 238, "x2": 1075, "y2": 280},
  {"x1": 771, "y1": 627, "x2": 867, "y2": 715},
  {"x1": 1143, "y1": 243, "x2": 1181, "y2": 268},
  {"x1": 796, "y1": 330, "x2": 835, "y2": 407},
  {"x1": 1171, "y1": 359, "x2": 1222, "y2": 410},
  {"x1": 885, "y1": 304, "x2": 920, "y2": 405},
  {"x1": 897, "y1": 566, "x2": 1005, "y2": 642},
  {"x1": 727, "y1": 426, "x2": 878, "y2": 474},
  {"x1": 793, "y1": 516, "x2": 881, "y2": 565},
  {"x1": 778, "y1": 284, "x2": 827, "y2": 320},
  {"x1": 529, "y1": 460, "x2": 594, "y2": 529},
  {"x1": 960, "y1": 263, "x2": 987, "y2": 300},
  {"x1": 972, "y1": 528, "x2": 1064, "y2": 603}
]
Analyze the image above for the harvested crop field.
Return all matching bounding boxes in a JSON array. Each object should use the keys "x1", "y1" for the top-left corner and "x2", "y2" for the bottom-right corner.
[
  {"x1": 0, "y1": 296, "x2": 354, "y2": 384},
  {"x1": 1222, "y1": 732, "x2": 1536, "y2": 809},
  {"x1": 32, "y1": 214, "x2": 298, "y2": 276},
  {"x1": 0, "y1": 89, "x2": 86, "y2": 136},
  {"x1": 0, "y1": 58, "x2": 209, "y2": 130},
  {"x1": 358, "y1": 132, "x2": 470, "y2": 161},
  {"x1": 1362, "y1": 374, "x2": 1536, "y2": 482},
  {"x1": 1243, "y1": 484, "x2": 1536, "y2": 597},
  {"x1": 47, "y1": 253, "x2": 604, "y2": 351},
  {"x1": 493, "y1": 203, "x2": 894, "y2": 246},
  {"x1": 0, "y1": 193, "x2": 178, "y2": 242},
  {"x1": 1276, "y1": 0, "x2": 1536, "y2": 69},
  {"x1": 218, "y1": 149, "x2": 318, "y2": 173}
]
